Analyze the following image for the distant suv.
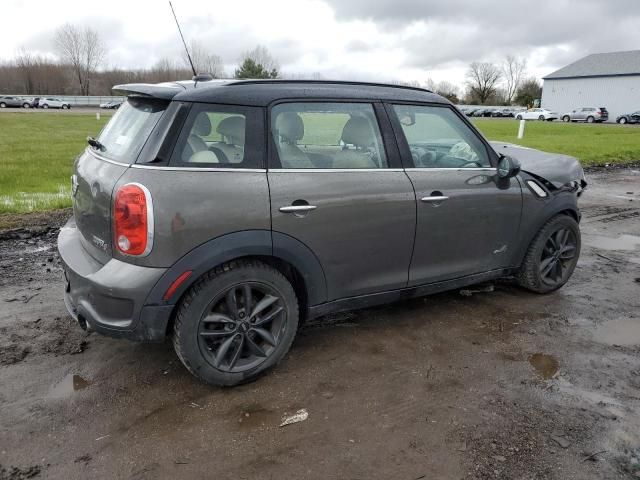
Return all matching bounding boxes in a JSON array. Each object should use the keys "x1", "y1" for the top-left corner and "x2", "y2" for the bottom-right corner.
[
  {"x1": 561, "y1": 107, "x2": 608, "y2": 123},
  {"x1": 0, "y1": 96, "x2": 31, "y2": 108},
  {"x1": 40, "y1": 97, "x2": 71, "y2": 109},
  {"x1": 58, "y1": 80, "x2": 586, "y2": 386}
]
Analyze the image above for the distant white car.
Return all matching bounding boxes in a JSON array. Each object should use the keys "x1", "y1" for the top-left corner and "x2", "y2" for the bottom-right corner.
[
  {"x1": 515, "y1": 108, "x2": 557, "y2": 121},
  {"x1": 99, "y1": 101, "x2": 123, "y2": 109},
  {"x1": 39, "y1": 97, "x2": 71, "y2": 109}
]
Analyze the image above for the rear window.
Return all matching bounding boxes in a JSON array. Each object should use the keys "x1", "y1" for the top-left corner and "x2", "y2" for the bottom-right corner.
[{"x1": 95, "y1": 98, "x2": 167, "y2": 163}]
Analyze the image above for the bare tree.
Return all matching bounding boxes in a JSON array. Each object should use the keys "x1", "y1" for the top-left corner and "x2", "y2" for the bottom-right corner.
[
  {"x1": 502, "y1": 55, "x2": 527, "y2": 104},
  {"x1": 434, "y1": 80, "x2": 460, "y2": 103},
  {"x1": 465, "y1": 62, "x2": 502, "y2": 104},
  {"x1": 55, "y1": 24, "x2": 105, "y2": 95},
  {"x1": 184, "y1": 41, "x2": 224, "y2": 78},
  {"x1": 241, "y1": 45, "x2": 279, "y2": 75},
  {"x1": 15, "y1": 48, "x2": 36, "y2": 94}
]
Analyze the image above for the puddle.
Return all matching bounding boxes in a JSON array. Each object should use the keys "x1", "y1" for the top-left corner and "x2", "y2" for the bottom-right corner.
[
  {"x1": 235, "y1": 405, "x2": 275, "y2": 430},
  {"x1": 585, "y1": 234, "x2": 640, "y2": 251},
  {"x1": 593, "y1": 318, "x2": 640, "y2": 346},
  {"x1": 48, "y1": 374, "x2": 91, "y2": 399},
  {"x1": 529, "y1": 353, "x2": 559, "y2": 379}
]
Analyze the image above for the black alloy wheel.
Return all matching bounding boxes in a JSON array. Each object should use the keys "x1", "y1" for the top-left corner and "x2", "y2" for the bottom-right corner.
[
  {"x1": 539, "y1": 227, "x2": 577, "y2": 287},
  {"x1": 198, "y1": 282, "x2": 287, "y2": 373}
]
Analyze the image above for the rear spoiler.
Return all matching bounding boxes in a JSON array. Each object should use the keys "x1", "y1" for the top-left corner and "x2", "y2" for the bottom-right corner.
[
  {"x1": 113, "y1": 78, "x2": 230, "y2": 100},
  {"x1": 112, "y1": 82, "x2": 187, "y2": 100}
]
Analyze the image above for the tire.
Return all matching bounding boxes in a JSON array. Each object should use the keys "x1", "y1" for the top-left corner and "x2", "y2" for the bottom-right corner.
[
  {"x1": 42, "y1": 104, "x2": 49, "y2": 109},
  {"x1": 0, "y1": 103, "x2": 6, "y2": 108},
  {"x1": 538, "y1": 115, "x2": 545, "y2": 121},
  {"x1": 172, "y1": 260, "x2": 299, "y2": 386},
  {"x1": 517, "y1": 214, "x2": 581, "y2": 294},
  {"x1": 62, "y1": 104, "x2": 69, "y2": 110},
  {"x1": 562, "y1": 115, "x2": 570, "y2": 122},
  {"x1": 516, "y1": 115, "x2": 523, "y2": 120},
  {"x1": 619, "y1": 117, "x2": 627, "y2": 124},
  {"x1": 23, "y1": 103, "x2": 30, "y2": 108},
  {"x1": 586, "y1": 116, "x2": 594, "y2": 123}
]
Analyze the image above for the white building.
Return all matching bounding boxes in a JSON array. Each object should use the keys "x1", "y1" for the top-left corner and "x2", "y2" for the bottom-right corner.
[{"x1": 541, "y1": 50, "x2": 640, "y2": 121}]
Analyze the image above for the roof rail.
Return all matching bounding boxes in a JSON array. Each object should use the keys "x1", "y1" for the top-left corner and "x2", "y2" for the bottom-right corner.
[{"x1": 227, "y1": 79, "x2": 433, "y2": 94}]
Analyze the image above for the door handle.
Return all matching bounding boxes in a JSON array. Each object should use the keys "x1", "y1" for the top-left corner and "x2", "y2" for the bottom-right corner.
[
  {"x1": 420, "y1": 196, "x2": 449, "y2": 203},
  {"x1": 279, "y1": 205, "x2": 317, "y2": 213}
]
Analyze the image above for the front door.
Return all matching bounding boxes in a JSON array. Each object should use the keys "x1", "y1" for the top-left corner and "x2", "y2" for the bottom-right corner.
[
  {"x1": 387, "y1": 103, "x2": 523, "y2": 285},
  {"x1": 268, "y1": 101, "x2": 416, "y2": 301}
]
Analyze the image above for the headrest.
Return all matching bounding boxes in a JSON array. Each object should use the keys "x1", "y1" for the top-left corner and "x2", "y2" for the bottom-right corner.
[
  {"x1": 276, "y1": 112, "x2": 304, "y2": 142},
  {"x1": 216, "y1": 116, "x2": 245, "y2": 144},
  {"x1": 192, "y1": 112, "x2": 212, "y2": 136},
  {"x1": 341, "y1": 116, "x2": 373, "y2": 147}
]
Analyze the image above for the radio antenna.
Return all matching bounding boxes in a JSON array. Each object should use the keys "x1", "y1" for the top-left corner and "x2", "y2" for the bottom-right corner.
[{"x1": 169, "y1": 1, "x2": 197, "y2": 77}]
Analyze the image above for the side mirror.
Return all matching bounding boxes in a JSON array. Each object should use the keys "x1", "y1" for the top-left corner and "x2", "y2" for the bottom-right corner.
[{"x1": 497, "y1": 155, "x2": 521, "y2": 179}]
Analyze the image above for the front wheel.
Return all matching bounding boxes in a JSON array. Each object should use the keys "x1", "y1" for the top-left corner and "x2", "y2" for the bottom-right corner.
[
  {"x1": 516, "y1": 115, "x2": 523, "y2": 120},
  {"x1": 172, "y1": 260, "x2": 299, "y2": 386},
  {"x1": 62, "y1": 104, "x2": 69, "y2": 109},
  {"x1": 0, "y1": 103, "x2": 6, "y2": 108},
  {"x1": 619, "y1": 117, "x2": 627, "y2": 124},
  {"x1": 562, "y1": 116, "x2": 570, "y2": 122},
  {"x1": 538, "y1": 115, "x2": 545, "y2": 121},
  {"x1": 23, "y1": 103, "x2": 30, "y2": 108},
  {"x1": 42, "y1": 104, "x2": 49, "y2": 109},
  {"x1": 517, "y1": 215, "x2": 581, "y2": 293}
]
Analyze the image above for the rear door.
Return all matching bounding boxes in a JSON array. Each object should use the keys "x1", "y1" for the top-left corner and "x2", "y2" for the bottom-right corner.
[
  {"x1": 267, "y1": 101, "x2": 416, "y2": 301},
  {"x1": 387, "y1": 103, "x2": 523, "y2": 285}
]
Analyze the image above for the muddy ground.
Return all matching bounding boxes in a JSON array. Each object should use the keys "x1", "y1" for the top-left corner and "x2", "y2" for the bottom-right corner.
[{"x1": 1, "y1": 169, "x2": 639, "y2": 480}]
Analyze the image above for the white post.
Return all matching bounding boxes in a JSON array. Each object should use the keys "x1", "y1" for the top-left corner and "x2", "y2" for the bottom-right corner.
[
  {"x1": 96, "y1": 112, "x2": 100, "y2": 120},
  {"x1": 517, "y1": 119, "x2": 525, "y2": 139}
]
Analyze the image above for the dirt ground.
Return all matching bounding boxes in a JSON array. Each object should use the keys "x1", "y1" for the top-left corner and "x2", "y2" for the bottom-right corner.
[{"x1": 0, "y1": 169, "x2": 639, "y2": 480}]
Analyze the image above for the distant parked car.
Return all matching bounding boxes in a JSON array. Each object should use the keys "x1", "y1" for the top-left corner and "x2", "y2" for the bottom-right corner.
[
  {"x1": 0, "y1": 96, "x2": 31, "y2": 108},
  {"x1": 99, "y1": 101, "x2": 123, "y2": 109},
  {"x1": 31, "y1": 97, "x2": 40, "y2": 108},
  {"x1": 40, "y1": 97, "x2": 71, "y2": 109},
  {"x1": 616, "y1": 110, "x2": 640, "y2": 124},
  {"x1": 561, "y1": 107, "x2": 608, "y2": 123},
  {"x1": 515, "y1": 108, "x2": 558, "y2": 121}
]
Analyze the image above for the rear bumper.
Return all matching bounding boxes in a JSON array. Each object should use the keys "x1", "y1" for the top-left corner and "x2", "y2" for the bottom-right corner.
[{"x1": 58, "y1": 217, "x2": 171, "y2": 341}]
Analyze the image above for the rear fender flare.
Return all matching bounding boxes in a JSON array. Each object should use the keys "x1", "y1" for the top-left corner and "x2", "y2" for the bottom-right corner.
[{"x1": 144, "y1": 230, "x2": 327, "y2": 308}]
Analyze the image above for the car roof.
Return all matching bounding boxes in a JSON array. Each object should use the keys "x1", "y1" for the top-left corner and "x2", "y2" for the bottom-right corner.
[{"x1": 113, "y1": 79, "x2": 447, "y2": 106}]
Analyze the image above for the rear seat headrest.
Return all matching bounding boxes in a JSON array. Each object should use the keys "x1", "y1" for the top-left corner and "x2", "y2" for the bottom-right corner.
[
  {"x1": 341, "y1": 116, "x2": 374, "y2": 147},
  {"x1": 192, "y1": 112, "x2": 212, "y2": 136},
  {"x1": 216, "y1": 116, "x2": 245, "y2": 145},
  {"x1": 276, "y1": 112, "x2": 304, "y2": 143}
]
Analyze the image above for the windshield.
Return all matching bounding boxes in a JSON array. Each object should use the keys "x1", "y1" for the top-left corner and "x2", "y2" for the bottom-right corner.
[{"x1": 95, "y1": 98, "x2": 167, "y2": 163}]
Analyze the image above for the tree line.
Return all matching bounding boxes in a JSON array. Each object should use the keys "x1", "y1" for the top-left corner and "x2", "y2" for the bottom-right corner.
[
  {"x1": 0, "y1": 23, "x2": 542, "y2": 105},
  {"x1": 0, "y1": 24, "x2": 282, "y2": 96}
]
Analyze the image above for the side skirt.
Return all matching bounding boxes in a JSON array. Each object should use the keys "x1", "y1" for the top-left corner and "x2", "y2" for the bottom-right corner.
[{"x1": 306, "y1": 268, "x2": 514, "y2": 320}]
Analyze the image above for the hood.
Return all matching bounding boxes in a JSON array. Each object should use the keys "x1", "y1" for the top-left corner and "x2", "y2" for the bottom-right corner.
[{"x1": 489, "y1": 141, "x2": 586, "y2": 189}]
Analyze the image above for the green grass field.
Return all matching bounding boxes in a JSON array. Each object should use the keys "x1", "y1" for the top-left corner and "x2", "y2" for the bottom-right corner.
[
  {"x1": 473, "y1": 119, "x2": 640, "y2": 165},
  {"x1": 0, "y1": 113, "x2": 109, "y2": 214},
  {"x1": 0, "y1": 112, "x2": 638, "y2": 214}
]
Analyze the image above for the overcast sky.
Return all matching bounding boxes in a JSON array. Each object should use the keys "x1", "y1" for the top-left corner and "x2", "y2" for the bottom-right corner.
[{"x1": 2, "y1": 0, "x2": 640, "y2": 87}]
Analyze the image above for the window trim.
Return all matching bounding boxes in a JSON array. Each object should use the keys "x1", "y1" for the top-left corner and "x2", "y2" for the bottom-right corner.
[
  {"x1": 383, "y1": 101, "x2": 499, "y2": 169},
  {"x1": 267, "y1": 99, "x2": 401, "y2": 170},
  {"x1": 168, "y1": 102, "x2": 265, "y2": 170}
]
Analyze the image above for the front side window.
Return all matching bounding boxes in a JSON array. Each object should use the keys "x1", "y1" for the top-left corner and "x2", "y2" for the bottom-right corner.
[
  {"x1": 271, "y1": 102, "x2": 388, "y2": 169},
  {"x1": 95, "y1": 98, "x2": 167, "y2": 163},
  {"x1": 170, "y1": 104, "x2": 262, "y2": 168},
  {"x1": 392, "y1": 105, "x2": 491, "y2": 168}
]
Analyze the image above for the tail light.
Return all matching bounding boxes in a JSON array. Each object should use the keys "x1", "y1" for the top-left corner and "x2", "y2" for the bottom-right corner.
[{"x1": 114, "y1": 183, "x2": 154, "y2": 256}]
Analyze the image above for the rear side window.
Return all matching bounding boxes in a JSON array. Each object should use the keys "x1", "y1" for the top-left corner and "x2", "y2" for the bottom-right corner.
[
  {"x1": 170, "y1": 104, "x2": 263, "y2": 169},
  {"x1": 271, "y1": 102, "x2": 388, "y2": 169},
  {"x1": 96, "y1": 98, "x2": 167, "y2": 163}
]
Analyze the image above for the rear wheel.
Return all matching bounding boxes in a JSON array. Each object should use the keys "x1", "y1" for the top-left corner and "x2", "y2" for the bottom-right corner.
[
  {"x1": 516, "y1": 115, "x2": 523, "y2": 120},
  {"x1": 0, "y1": 103, "x2": 6, "y2": 108},
  {"x1": 538, "y1": 115, "x2": 545, "y2": 121},
  {"x1": 42, "y1": 104, "x2": 49, "y2": 109},
  {"x1": 517, "y1": 215, "x2": 580, "y2": 293},
  {"x1": 562, "y1": 115, "x2": 570, "y2": 122},
  {"x1": 172, "y1": 260, "x2": 299, "y2": 386},
  {"x1": 586, "y1": 116, "x2": 595, "y2": 123},
  {"x1": 62, "y1": 104, "x2": 69, "y2": 110},
  {"x1": 22, "y1": 103, "x2": 30, "y2": 108}
]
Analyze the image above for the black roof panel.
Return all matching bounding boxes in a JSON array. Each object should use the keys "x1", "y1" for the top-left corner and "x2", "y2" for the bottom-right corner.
[{"x1": 172, "y1": 80, "x2": 447, "y2": 106}]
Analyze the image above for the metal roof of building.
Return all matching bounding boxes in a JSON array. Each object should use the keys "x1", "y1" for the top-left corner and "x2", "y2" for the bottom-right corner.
[{"x1": 543, "y1": 50, "x2": 640, "y2": 80}]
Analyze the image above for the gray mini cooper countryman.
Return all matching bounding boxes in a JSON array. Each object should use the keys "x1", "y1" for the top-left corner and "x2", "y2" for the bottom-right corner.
[{"x1": 58, "y1": 79, "x2": 586, "y2": 386}]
